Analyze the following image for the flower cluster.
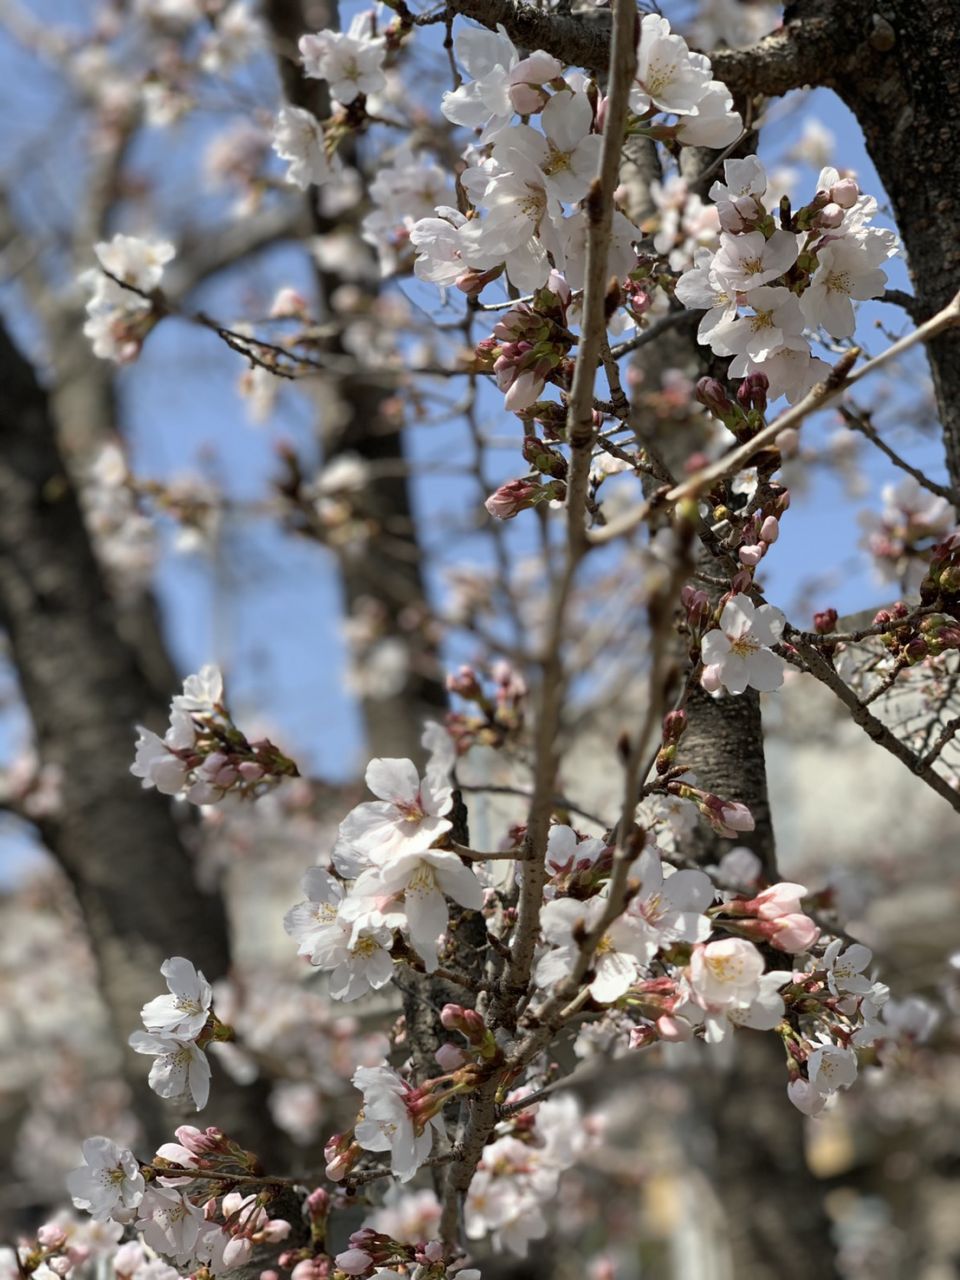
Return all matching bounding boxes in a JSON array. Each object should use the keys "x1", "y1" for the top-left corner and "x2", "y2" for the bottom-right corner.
[
  {"x1": 676, "y1": 158, "x2": 898, "y2": 402},
  {"x1": 65, "y1": 1124, "x2": 292, "y2": 1276},
  {"x1": 131, "y1": 664, "x2": 299, "y2": 805},
  {"x1": 81, "y1": 234, "x2": 174, "y2": 364},
  {"x1": 128, "y1": 958, "x2": 221, "y2": 1111},
  {"x1": 411, "y1": 14, "x2": 737, "y2": 301},
  {"x1": 285, "y1": 724, "x2": 482, "y2": 980}
]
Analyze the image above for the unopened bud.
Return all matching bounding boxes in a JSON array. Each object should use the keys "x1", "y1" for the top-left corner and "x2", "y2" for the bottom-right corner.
[
  {"x1": 813, "y1": 607, "x2": 838, "y2": 634},
  {"x1": 737, "y1": 372, "x2": 769, "y2": 414},
  {"x1": 696, "y1": 376, "x2": 734, "y2": 418}
]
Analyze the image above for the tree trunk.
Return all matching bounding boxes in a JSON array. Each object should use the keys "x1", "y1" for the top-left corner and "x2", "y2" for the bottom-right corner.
[{"x1": 0, "y1": 319, "x2": 286, "y2": 1162}]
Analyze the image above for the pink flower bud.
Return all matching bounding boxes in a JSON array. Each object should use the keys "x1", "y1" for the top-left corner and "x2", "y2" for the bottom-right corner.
[
  {"x1": 830, "y1": 178, "x2": 859, "y2": 208},
  {"x1": 292, "y1": 1261, "x2": 323, "y2": 1280},
  {"x1": 696, "y1": 376, "x2": 734, "y2": 418},
  {"x1": 811, "y1": 607, "x2": 837, "y2": 635},
  {"x1": 760, "y1": 515, "x2": 780, "y2": 544},
  {"x1": 769, "y1": 912, "x2": 821, "y2": 953},
  {"x1": 47, "y1": 1260, "x2": 71, "y2": 1278},
  {"x1": 737, "y1": 372, "x2": 769, "y2": 413},
  {"x1": 748, "y1": 882, "x2": 807, "y2": 920},
  {"x1": 817, "y1": 202, "x2": 845, "y2": 228},
  {"x1": 485, "y1": 478, "x2": 539, "y2": 520},
  {"x1": 739, "y1": 543, "x2": 764, "y2": 567},
  {"x1": 335, "y1": 1250, "x2": 373, "y2": 1275},
  {"x1": 656, "y1": 1014, "x2": 693, "y2": 1042},
  {"x1": 238, "y1": 760, "x2": 265, "y2": 781},
  {"x1": 423, "y1": 1242, "x2": 445, "y2": 1263},
  {"x1": 718, "y1": 801, "x2": 755, "y2": 834},
  {"x1": 435, "y1": 1043, "x2": 468, "y2": 1071},
  {"x1": 269, "y1": 287, "x2": 309, "y2": 320},
  {"x1": 37, "y1": 1225, "x2": 68, "y2": 1250},
  {"x1": 306, "y1": 1187, "x2": 329, "y2": 1221}
]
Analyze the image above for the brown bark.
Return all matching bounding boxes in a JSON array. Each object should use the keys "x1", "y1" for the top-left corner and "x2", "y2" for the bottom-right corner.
[{"x1": 0, "y1": 317, "x2": 286, "y2": 1162}]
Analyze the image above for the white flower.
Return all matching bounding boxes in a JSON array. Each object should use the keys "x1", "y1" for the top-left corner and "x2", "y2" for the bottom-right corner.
[
  {"x1": 807, "y1": 1042, "x2": 858, "y2": 1095},
  {"x1": 787, "y1": 1077, "x2": 828, "y2": 1116},
  {"x1": 141, "y1": 957, "x2": 213, "y2": 1040},
  {"x1": 882, "y1": 995, "x2": 939, "y2": 1043},
  {"x1": 136, "y1": 1188, "x2": 206, "y2": 1266},
  {"x1": 66, "y1": 1137, "x2": 145, "y2": 1223},
  {"x1": 712, "y1": 229, "x2": 799, "y2": 292},
  {"x1": 535, "y1": 895, "x2": 650, "y2": 1003},
  {"x1": 130, "y1": 727, "x2": 189, "y2": 795},
  {"x1": 441, "y1": 23, "x2": 519, "y2": 136},
  {"x1": 94, "y1": 234, "x2": 175, "y2": 291},
  {"x1": 501, "y1": 90, "x2": 601, "y2": 203},
  {"x1": 700, "y1": 593, "x2": 786, "y2": 695},
  {"x1": 299, "y1": 20, "x2": 386, "y2": 105},
  {"x1": 441, "y1": 25, "x2": 560, "y2": 142},
  {"x1": 733, "y1": 345, "x2": 831, "y2": 405},
  {"x1": 338, "y1": 757, "x2": 453, "y2": 861},
  {"x1": 557, "y1": 207, "x2": 638, "y2": 292},
  {"x1": 674, "y1": 80, "x2": 742, "y2": 148},
  {"x1": 632, "y1": 14, "x2": 712, "y2": 115},
  {"x1": 128, "y1": 1032, "x2": 211, "y2": 1110},
  {"x1": 458, "y1": 150, "x2": 561, "y2": 292},
  {"x1": 545, "y1": 825, "x2": 608, "y2": 876},
  {"x1": 353, "y1": 1064, "x2": 443, "y2": 1182},
  {"x1": 199, "y1": 1, "x2": 264, "y2": 74},
  {"x1": 708, "y1": 285, "x2": 806, "y2": 362},
  {"x1": 410, "y1": 209, "x2": 469, "y2": 288},
  {"x1": 172, "y1": 664, "x2": 223, "y2": 715},
  {"x1": 343, "y1": 849, "x2": 483, "y2": 972},
  {"x1": 624, "y1": 849, "x2": 714, "y2": 956},
  {"x1": 688, "y1": 937, "x2": 765, "y2": 1008},
  {"x1": 272, "y1": 105, "x2": 331, "y2": 189},
  {"x1": 823, "y1": 939, "x2": 873, "y2": 996},
  {"x1": 283, "y1": 867, "x2": 395, "y2": 1000},
  {"x1": 708, "y1": 155, "x2": 767, "y2": 231},
  {"x1": 800, "y1": 235, "x2": 891, "y2": 338},
  {"x1": 674, "y1": 250, "x2": 738, "y2": 345}
]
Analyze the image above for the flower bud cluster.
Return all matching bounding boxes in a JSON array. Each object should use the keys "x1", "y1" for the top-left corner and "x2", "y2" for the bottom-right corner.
[
  {"x1": 445, "y1": 661, "x2": 528, "y2": 752},
  {"x1": 131, "y1": 664, "x2": 299, "y2": 806},
  {"x1": 478, "y1": 277, "x2": 574, "y2": 414}
]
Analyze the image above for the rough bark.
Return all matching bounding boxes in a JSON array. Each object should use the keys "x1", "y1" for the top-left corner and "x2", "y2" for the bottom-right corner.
[
  {"x1": 0, "y1": 317, "x2": 285, "y2": 1161},
  {"x1": 620, "y1": 129, "x2": 835, "y2": 1276}
]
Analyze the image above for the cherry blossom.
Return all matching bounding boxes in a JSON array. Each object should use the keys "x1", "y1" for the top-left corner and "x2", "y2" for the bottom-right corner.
[
  {"x1": 631, "y1": 14, "x2": 712, "y2": 115},
  {"x1": 299, "y1": 16, "x2": 386, "y2": 105},
  {"x1": 140, "y1": 957, "x2": 213, "y2": 1040},
  {"x1": 66, "y1": 1138, "x2": 145, "y2": 1223},
  {"x1": 128, "y1": 1032, "x2": 211, "y2": 1111},
  {"x1": 823, "y1": 939, "x2": 874, "y2": 995},
  {"x1": 135, "y1": 1188, "x2": 206, "y2": 1266},
  {"x1": 352, "y1": 1064, "x2": 444, "y2": 1182},
  {"x1": 700, "y1": 594, "x2": 786, "y2": 695},
  {"x1": 338, "y1": 757, "x2": 453, "y2": 860},
  {"x1": 623, "y1": 849, "x2": 714, "y2": 956},
  {"x1": 272, "y1": 105, "x2": 332, "y2": 190},
  {"x1": 800, "y1": 235, "x2": 895, "y2": 338},
  {"x1": 503, "y1": 90, "x2": 601, "y2": 204},
  {"x1": 342, "y1": 848, "x2": 483, "y2": 972},
  {"x1": 536, "y1": 895, "x2": 650, "y2": 1002},
  {"x1": 283, "y1": 867, "x2": 395, "y2": 1000}
]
